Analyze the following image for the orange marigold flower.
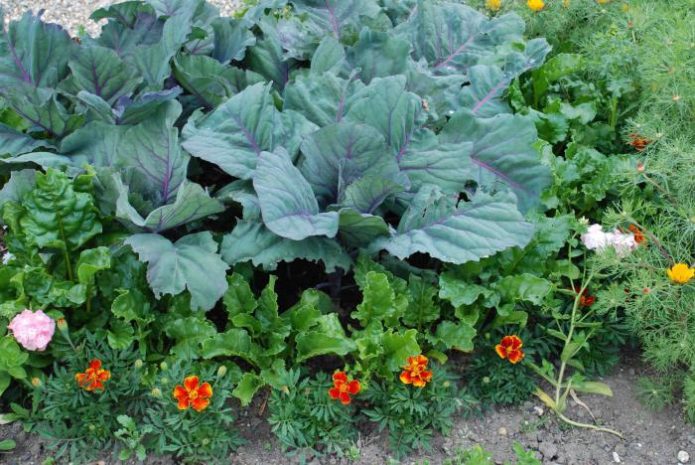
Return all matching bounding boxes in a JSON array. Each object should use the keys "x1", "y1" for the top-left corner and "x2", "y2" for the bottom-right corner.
[
  {"x1": 666, "y1": 263, "x2": 694, "y2": 285},
  {"x1": 173, "y1": 375, "x2": 213, "y2": 412},
  {"x1": 495, "y1": 336, "x2": 525, "y2": 364},
  {"x1": 571, "y1": 284, "x2": 596, "y2": 307},
  {"x1": 628, "y1": 133, "x2": 651, "y2": 152},
  {"x1": 328, "y1": 371, "x2": 361, "y2": 405},
  {"x1": 628, "y1": 224, "x2": 647, "y2": 245},
  {"x1": 399, "y1": 355, "x2": 433, "y2": 388},
  {"x1": 75, "y1": 359, "x2": 111, "y2": 392}
]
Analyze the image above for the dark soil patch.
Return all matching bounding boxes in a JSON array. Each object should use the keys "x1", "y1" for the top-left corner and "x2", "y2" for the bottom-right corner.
[{"x1": 1, "y1": 358, "x2": 693, "y2": 465}]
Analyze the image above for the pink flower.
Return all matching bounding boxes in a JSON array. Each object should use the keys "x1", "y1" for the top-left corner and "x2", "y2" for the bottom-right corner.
[{"x1": 7, "y1": 310, "x2": 56, "y2": 351}]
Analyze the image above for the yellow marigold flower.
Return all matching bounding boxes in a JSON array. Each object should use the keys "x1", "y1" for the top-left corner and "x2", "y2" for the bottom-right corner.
[
  {"x1": 486, "y1": 0, "x2": 502, "y2": 11},
  {"x1": 527, "y1": 0, "x2": 544, "y2": 11},
  {"x1": 563, "y1": 0, "x2": 570, "y2": 7},
  {"x1": 596, "y1": 0, "x2": 610, "y2": 3},
  {"x1": 667, "y1": 263, "x2": 694, "y2": 285}
]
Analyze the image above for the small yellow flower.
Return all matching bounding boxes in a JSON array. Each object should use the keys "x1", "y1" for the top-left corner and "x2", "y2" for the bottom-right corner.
[
  {"x1": 667, "y1": 263, "x2": 694, "y2": 285},
  {"x1": 597, "y1": 0, "x2": 610, "y2": 4},
  {"x1": 486, "y1": 0, "x2": 502, "y2": 11},
  {"x1": 563, "y1": 0, "x2": 570, "y2": 7},
  {"x1": 527, "y1": 0, "x2": 545, "y2": 11}
]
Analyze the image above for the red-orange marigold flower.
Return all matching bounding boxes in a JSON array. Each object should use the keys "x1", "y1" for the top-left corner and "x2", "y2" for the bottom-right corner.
[
  {"x1": 628, "y1": 133, "x2": 651, "y2": 152},
  {"x1": 173, "y1": 376, "x2": 213, "y2": 412},
  {"x1": 495, "y1": 336, "x2": 525, "y2": 364},
  {"x1": 571, "y1": 284, "x2": 596, "y2": 307},
  {"x1": 628, "y1": 224, "x2": 647, "y2": 245},
  {"x1": 75, "y1": 359, "x2": 111, "y2": 392},
  {"x1": 399, "y1": 355, "x2": 433, "y2": 388},
  {"x1": 328, "y1": 371, "x2": 361, "y2": 405}
]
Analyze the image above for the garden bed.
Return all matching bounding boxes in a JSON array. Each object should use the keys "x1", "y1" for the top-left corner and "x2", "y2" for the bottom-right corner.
[
  {"x1": 0, "y1": 0, "x2": 693, "y2": 464},
  {"x1": 2, "y1": 356, "x2": 692, "y2": 464}
]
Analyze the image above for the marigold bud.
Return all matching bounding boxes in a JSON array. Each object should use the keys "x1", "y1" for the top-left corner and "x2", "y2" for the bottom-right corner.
[
  {"x1": 134, "y1": 359, "x2": 144, "y2": 369},
  {"x1": 160, "y1": 362, "x2": 168, "y2": 371},
  {"x1": 88, "y1": 424, "x2": 96, "y2": 432},
  {"x1": 31, "y1": 377, "x2": 42, "y2": 387},
  {"x1": 56, "y1": 318, "x2": 68, "y2": 331},
  {"x1": 482, "y1": 376, "x2": 491, "y2": 384},
  {"x1": 151, "y1": 387, "x2": 162, "y2": 398},
  {"x1": 202, "y1": 438, "x2": 211, "y2": 446},
  {"x1": 217, "y1": 365, "x2": 227, "y2": 378}
]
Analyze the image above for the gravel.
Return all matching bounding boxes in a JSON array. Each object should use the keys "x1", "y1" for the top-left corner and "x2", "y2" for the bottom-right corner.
[{"x1": 2, "y1": 0, "x2": 243, "y2": 36}]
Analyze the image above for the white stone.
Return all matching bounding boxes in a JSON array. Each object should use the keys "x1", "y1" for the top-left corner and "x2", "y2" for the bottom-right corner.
[
  {"x1": 612, "y1": 452, "x2": 621, "y2": 463},
  {"x1": 678, "y1": 450, "x2": 690, "y2": 463}
]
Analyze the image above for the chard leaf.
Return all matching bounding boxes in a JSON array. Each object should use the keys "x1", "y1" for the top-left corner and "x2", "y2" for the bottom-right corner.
[
  {"x1": 221, "y1": 221, "x2": 351, "y2": 272},
  {"x1": 8, "y1": 169, "x2": 102, "y2": 252},
  {"x1": 254, "y1": 149, "x2": 339, "y2": 240},
  {"x1": 440, "y1": 110, "x2": 550, "y2": 211},
  {"x1": 164, "y1": 316, "x2": 217, "y2": 358},
  {"x1": 352, "y1": 271, "x2": 407, "y2": 328},
  {"x1": 0, "y1": 12, "x2": 73, "y2": 89},
  {"x1": 382, "y1": 329, "x2": 420, "y2": 372},
  {"x1": 126, "y1": 232, "x2": 229, "y2": 311},
  {"x1": 300, "y1": 122, "x2": 400, "y2": 206},
  {"x1": 433, "y1": 320, "x2": 475, "y2": 352},
  {"x1": 181, "y1": 83, "x2": 277, "y2": 179},
  {"x1": 373, "y1": 187, "x2": 534, "y2": 265},
  {"x1": 295, "y1": 313, "x2": 356, "y2": 361},
  {"x1": 67, "y1": 45, "x2": 141, "y2": 105},
  {"x1": 402, "y1": 275, "x2": 440, "y2": 327}
]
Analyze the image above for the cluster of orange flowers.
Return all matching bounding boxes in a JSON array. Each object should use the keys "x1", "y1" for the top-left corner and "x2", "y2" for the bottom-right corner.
[{"x1": 75, "y1": 359, "x2": 111, "y2": 392}]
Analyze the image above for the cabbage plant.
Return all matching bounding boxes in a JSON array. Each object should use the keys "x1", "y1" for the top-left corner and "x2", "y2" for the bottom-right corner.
[{"x1": 0, "y1": 0, "x2": 550, "y2": 310}]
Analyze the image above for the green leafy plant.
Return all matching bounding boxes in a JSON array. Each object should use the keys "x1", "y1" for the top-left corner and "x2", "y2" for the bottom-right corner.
[
  {"x1": 442, "y1": 442, "x2": 541, "y2": 465},
  {"x1": 0, "y1": 439, "x2": 15, "y2": 451},
  {"x1": 268, "y1": 370, "x2": 358, "y2": 458},
  {"x1": 363, "y1": 367, "x2": 464, "y2": 458},
  {"x1": 0, "y1": 0, "x2": 551, "y2": 314},
  {"x1": 25, "y1": 333, "x2": 147, "y2": 463},
  {"x1": 143, "y1": 362, "x2": 242, "y2": 464},
  {"x1": 114, "y1": 414, "x2": 151, "y2": 461}
]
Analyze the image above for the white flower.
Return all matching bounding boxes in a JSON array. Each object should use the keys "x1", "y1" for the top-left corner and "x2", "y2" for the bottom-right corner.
[
  {"x1": 2, "y1": 252, "x2": 14, "y2": 265},
  {"x1": 607, "y1": 229, "x2": 638, "y2": 257},
  {"x1": 581, "y1": 224, "x2": 610, "y2": 251},
  {"x1": 581, "y1": 224, "x2": 637, "y2": 257}
]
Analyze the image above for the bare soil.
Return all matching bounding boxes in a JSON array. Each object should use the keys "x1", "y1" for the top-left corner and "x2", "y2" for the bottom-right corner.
[{"x1": 1, "y1": 358, "x2": 693, "y2": 465}]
